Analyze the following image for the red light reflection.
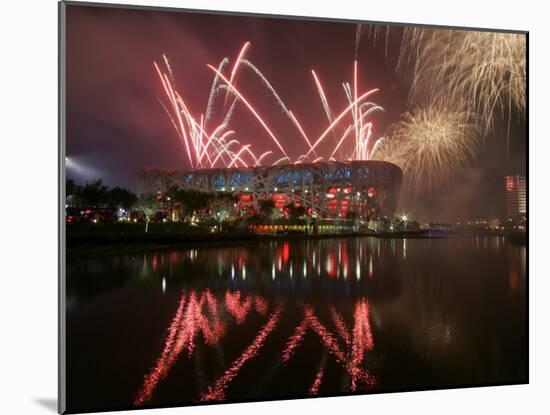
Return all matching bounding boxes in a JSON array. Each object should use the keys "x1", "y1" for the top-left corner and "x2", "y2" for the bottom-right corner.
[
  {"x1": 201, "y1": 307, "x2": 283, "y2": 402},
  {"x1": 282, "y1": 300, "x2": 377, "y2": 392},
  {"x1": 135, "y1": 290, "x2": 377, "y2": 406},
  {"x1": 255, "y1": 296, "x2": 268, "y2": 315},
  {"x1": 282, "y1": 317, "x2": 309, "y2": 362},
  {"x1": 308, "y1": 360, "x2": 326, "y2": 395},
  {"x1": 135, "y1": 289, "x2": 259, "y2": 406},
  {"x1": 134, "y1": 290, "x2": 188, "y2": 406},
  {"x1": 283, "y1": 241, "x2": 290, "y2": 264},
  {"x1": 331, "y1": 307, "x2": 351, "y2": 347},
  {"x1": 225, "y1": 291, "x2": 253, "y2": 324}
]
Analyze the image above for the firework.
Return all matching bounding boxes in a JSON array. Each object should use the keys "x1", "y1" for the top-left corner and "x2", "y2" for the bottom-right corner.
[
  {"x1": 304, "y1": 86, "x2": 380, "y2": 158},
  {"x1": 162, "y1": 54, "x2": 175, "y2": 82},
  {"x1": 207, "y1": 64, "x2": 289, "y2": 159},
  {"x1": 311, "y1": 70, "x2": 335, "y2": 128},
  {"x1": 376, "y1": 106, "x2": 478, "y2": 191},
  {"x1": 222, "y1": 41, "x2": 251, "y2": 109},
  {"x1": 288, "y1": 110, "x2": 317, "y2": 156},
  {"x1": 400, "y1": 28, "x2": 526, "y2": 140},
  {"x1": 355, "y1": 24, "x2": 363, "y2": 57},
  {"x1": 204, "y1": 58, "x2": 229, "y2": 125},
  {"x1": 310, "y1": 66, "x2": 385, "y2": 161},
  {"x1": 156, "y1": 52, "x2": 267, "y2": 169},
  {"x1": 358, "y1": 24, "x2": 392, "y2": 58},
  {"x1": 154, "y1": 42, "x2": 385, "y2": 170},
  {"x1": 242, "y1": 59, "x2": 291, "y2": 115}
]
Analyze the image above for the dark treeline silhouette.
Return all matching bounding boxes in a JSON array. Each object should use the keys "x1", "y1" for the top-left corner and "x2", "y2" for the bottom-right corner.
[{"x1": 67, "y1": 179, "x2": 137, "y2": 210}]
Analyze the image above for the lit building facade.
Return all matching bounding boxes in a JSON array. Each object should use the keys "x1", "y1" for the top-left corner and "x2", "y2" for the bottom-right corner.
[
  {"x1": 138, "y1": 160, "x2": 402, "y2": 219},
  {"x1": 505, "y1": 175, "x2": 527, "y2": 219}
]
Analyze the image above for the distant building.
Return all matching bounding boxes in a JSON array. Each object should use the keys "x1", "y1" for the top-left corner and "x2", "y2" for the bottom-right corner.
[{"x1": 505, "y1": 175, "x2": 526, "y2": 219}]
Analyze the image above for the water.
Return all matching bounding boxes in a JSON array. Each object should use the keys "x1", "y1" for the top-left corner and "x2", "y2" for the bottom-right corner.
[{"x1": 65, "y1": 236, "x2": 527, "y2": 412}]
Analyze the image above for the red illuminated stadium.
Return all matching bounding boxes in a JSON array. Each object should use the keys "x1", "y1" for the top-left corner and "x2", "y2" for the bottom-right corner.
[{"x1": 138, "y1": 160, "x2": 402, "y2": 219}]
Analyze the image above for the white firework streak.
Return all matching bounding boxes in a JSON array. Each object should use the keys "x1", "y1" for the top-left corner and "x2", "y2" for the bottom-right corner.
[
  {"x1": 253, "y1": 151, "x2": 273, "y2": 166},
  {"x1": 162, "y1": 54, "x2": 175, "y2": 82},
  {"x1": 205, "y1": 58, "x2": 230, "y2": 126},
  {"x1": 242, "y1": 59, "x2": 291, "y2": 115},
  {"x1": 312, "y1": 69, "x2": 335, "y2": 124},
  {"x1": 272, "y1": 156, "x2": 292, "y2": 166}
]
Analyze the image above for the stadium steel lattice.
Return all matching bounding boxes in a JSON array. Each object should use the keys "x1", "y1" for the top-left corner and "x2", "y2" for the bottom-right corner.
[{"x1": 137, "y1": 161, "x2": 402, "y2": 219}]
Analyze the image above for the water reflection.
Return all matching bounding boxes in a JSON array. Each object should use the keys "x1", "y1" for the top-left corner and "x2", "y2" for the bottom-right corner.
[
  {"x1": 508, "y1": 244, "x2": 526, "y2": 294},
  {"x1": 66, "y1": 236, "x2": 527, "y2": 411},
  {"x1": 282, "y1": 301, "x2": 376, "y2": 392},
  {"x1": 134, "y1": 289, "x2": 377, "y2": 406},
  {"x1": 68, "y1": 237, "x2": 409, "y2": 304}
]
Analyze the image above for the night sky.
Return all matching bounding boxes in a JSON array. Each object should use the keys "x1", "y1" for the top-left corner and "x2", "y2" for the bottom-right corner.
[{"x1": 65, "y1": 4, "x2": 526, "y2": 222}]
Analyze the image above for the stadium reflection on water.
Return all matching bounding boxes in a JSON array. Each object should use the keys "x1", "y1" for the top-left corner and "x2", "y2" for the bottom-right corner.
[{"x1": 66, "y1": 236, "x2": 527, "y2": 412}]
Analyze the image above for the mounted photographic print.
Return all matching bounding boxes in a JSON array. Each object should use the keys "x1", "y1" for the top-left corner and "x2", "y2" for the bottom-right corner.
[{"x1": 59, "y1": 1, "x2": 528, "y2": 413}]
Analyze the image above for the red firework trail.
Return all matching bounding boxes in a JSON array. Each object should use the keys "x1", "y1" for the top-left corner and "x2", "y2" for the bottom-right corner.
[{"x1": 154, "y1": 42, "x2": 385, "y2": 170}]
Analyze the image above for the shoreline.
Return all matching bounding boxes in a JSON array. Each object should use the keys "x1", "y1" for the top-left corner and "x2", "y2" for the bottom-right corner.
[{"x1": 66, "y1": 230, "x2": 526, "y2": 260}]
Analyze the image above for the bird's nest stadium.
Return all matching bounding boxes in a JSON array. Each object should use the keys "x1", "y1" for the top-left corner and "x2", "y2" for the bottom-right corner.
[{"x1": 137, "y1": 160, "x2": 402, "y2": 219}]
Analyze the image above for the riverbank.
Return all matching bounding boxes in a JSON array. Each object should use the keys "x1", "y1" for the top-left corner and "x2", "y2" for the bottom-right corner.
[
  {"x1": 65, "y1": 224, "x2": 526, "y2": 259},
  {"x1": 66, "y1": 230, "x2": 372, "y2": 259}
]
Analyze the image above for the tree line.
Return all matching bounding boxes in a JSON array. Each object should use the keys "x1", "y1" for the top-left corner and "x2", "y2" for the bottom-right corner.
[
  {"x1": 66, "y1": 179, "x2": 137, "y2": 210},
  {"x1": 66, "y1": 180, "x2": 242, "y2": 232}
]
